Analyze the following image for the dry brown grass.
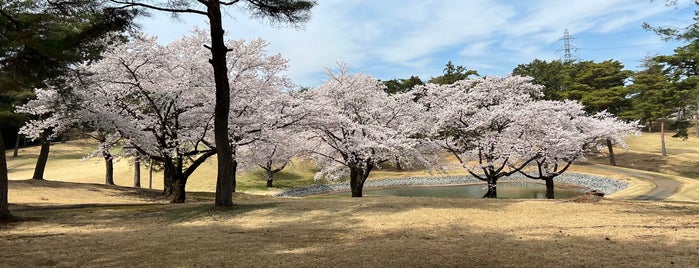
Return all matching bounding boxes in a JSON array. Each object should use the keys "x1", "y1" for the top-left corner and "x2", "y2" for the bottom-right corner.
[
  {"x1": 1, "y1": 181, "x2": 697, "y2": 268},
  {"x1": 3, "y1": 133, "x2": 698, "y2": 267}
]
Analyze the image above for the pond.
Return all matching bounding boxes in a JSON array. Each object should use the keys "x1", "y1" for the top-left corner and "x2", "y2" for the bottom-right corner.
[{"x1": 320, "y1": 182, "x2": 584, "y2": 199}]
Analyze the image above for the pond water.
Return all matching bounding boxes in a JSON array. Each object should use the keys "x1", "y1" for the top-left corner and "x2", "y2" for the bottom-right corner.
[{"x1": 327, "y1": 182, "x2": 584, "y2": 199}]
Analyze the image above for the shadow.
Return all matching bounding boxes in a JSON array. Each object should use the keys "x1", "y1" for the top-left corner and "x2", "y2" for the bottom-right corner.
[
  {"x1": 1, "y1": 197, "x2": 697, "y2": 267},
  {"x1": 589, "y1": 151, "x2": 699, "y2": 178}
]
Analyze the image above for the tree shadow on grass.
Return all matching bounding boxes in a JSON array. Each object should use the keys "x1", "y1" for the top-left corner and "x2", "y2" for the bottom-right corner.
[{"x1": 1, "y1": 197, "x2": 697, "y2": 267}]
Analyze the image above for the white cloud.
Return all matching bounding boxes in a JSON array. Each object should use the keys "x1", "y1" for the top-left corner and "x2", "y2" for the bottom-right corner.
[{"x1": 136, "y1": 0, "x2": 692, "y2": 86}]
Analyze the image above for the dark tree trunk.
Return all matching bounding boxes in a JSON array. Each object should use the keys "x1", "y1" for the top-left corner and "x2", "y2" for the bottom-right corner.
[
  {"x1": 103, "y1": 151, "x2": 114, "y2": 185},
  {"x1": 394, "y1": 156, "x2": 402, "y2": 171},
  {"x1": 32, "y1": 137, "x2": 50, "y2": 180},
  {"x1": 206, "y1": 1, "x2": 235, "y2": 207},
  {"x1": 0, "y1": 132, "x2": 12, "y2": 219},
  {"x1": 482, "y1": 178, "x2": 498, "y2": 198},
  {"x1": 606, "y1": 139, "x2": 616, "y2": 166},
  {"x1": 148, "y1": 159, "x2": 153, "y2": 189},
  {"x1": 265, "y1": 168, "x2": 274, "y2": 188},
  {"x1": 12, "y1": 133, "x2": 20, "y2": 158},
  {"x1": 349, "y1": 165, "x2": 372, "y2": 197},
  {"x1": 163, "y1": 165, "x2": 173, "y2": 196},
  {"x1": 133, "y1": 154, "x2": 141, "y2": 188},
  {"x1": 231, "y1": 156, "x2": 238, "y2": 193},
  {"x1": 171, "y1": 176, "x2": 187, "y2": 203},
  {"x1": 544, "y1": 176, "x2": 555, "y2": 199},
  {"x1": 262, "y1": 159, "x2": 287, "y2": 188}
]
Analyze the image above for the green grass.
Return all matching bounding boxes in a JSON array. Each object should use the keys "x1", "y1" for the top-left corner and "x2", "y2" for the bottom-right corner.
[{"x1": 6, "y1": 139, "x2": 324, "y2": 194}]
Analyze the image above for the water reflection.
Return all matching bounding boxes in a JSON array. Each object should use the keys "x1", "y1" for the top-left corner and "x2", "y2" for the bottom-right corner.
[{"x1": 360, "y1": 182, "x2": 583, "y2": 199}]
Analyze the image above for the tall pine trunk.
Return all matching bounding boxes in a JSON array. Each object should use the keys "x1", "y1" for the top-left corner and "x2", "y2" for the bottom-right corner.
[
  {"x1": 206, "y1": 1, "x2": 235, "y2": 207},
  {"x1": 606, "y1": 139, "x2": 616, "y2": 166},
  {"x1": 32, "y1": 136, "x2": 50, "y2": 180},
  {"x1": 103, "y1": 151, "x2": 114, "y2": 185},
  {"x1": 0, "y1": 132, "x2": 11, "y2": 219},
  {"x1": 544, "y1": 177, "x2": 555, "y2": 199}
]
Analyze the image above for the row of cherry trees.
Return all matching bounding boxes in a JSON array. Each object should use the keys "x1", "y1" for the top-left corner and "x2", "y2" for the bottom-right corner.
[{"x1": 17, "y1": 31, "x2": 638, "y2": 201}]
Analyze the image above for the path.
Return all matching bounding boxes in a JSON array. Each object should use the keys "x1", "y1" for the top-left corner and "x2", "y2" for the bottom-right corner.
[{"x1": 584, "y1": 164, "x2": 681, "y2": 200}]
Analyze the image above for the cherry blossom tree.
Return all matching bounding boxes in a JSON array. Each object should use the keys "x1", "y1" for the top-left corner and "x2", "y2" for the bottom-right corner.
[
  {"x1": 78, "y1": 32, "x2": 216, "y2": 203},
  {"x1": 419, "y1": 75, "x2": 639, "y2": 198},
  {"x1": 302, "y1": 64, "x2": 434, "y2": 197},
  {"x1": 418, "y1": 75, "x2": 546, "y2": 198},
  {"x1": 15, "y1": 81, "x2": 81, "y2": 180},
  {"x1": 224, "y1": 37, "x2": 301, "y2": 192},
  {"x1": 515, "y1": 100, "x2": 639, "y2": 199},
  {"x1": 110, "y1": 0, "x2": 315, "y2": 207},
  {"x1": 238, "y1": 128, "x2": 305, "y2": 187}
]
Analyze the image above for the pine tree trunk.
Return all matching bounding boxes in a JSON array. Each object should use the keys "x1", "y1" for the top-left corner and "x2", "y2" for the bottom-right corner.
[
  {"x1": 695, "y1": 113, "x2": 699, "y2": 138},
  {"x1": 103, "y1": 151, "x2": 114, "y2": 185},
  {"x1": 0, "y1": 132, "x2": 12, "y2": 219},
  {"x1": 544, "y1": 177, "x2": 555, "y2": 199},
  {"x1": 606, "y1": 139, "x2": 616, "y2": 166},
  {"x1": 661, "y1": 121, "x2": 667, "y2": 156},
  {"x1": 205, "y1": 1, "x2": 235, "y2": 207},
  {"x1": 32, "y1": 137, "x2": 50, "y2": 180},
  {"x1": 482, "y1": 178, "x2": 498, "y2": 198},
  {"x1": 12, "y1": 133, "x2": 20, "y2": 158},
  {"x1": 133, "y1": 155, "x2": 141, "y2": 188}
]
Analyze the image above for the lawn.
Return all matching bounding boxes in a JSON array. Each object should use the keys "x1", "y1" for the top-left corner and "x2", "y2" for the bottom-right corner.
[
  {"x1": 2, "y1": 132, "x2": 699, "y2": 267},
  {"x1": 1, "y1": 180, "x2": 698, "y2": 267}
]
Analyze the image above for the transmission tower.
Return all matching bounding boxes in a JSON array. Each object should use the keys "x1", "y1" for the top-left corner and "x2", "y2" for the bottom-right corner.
[{"x1": 556, "y1": 29, "x2": 579, "y2": 63}]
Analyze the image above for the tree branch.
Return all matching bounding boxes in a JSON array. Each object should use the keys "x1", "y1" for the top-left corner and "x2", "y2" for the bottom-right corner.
[{"x1": 110, "y1": 0, "x2": 208, "y2": 16}]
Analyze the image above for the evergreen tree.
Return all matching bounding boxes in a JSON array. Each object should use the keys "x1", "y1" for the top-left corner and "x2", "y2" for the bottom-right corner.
[
  {"x1": 512, "y1": 59, "x2": 567, "y2": 100},
  {"x1": 0, "y1": 0, "x2": 135, "y2": 219},
  {"x1": 428, "y1": 61, "x2": 479, "y2": 85}
]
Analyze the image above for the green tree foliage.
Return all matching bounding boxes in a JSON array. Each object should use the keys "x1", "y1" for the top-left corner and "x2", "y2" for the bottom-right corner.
[
  {"x1": 512, "y1": 59, "x2": 567, "y2": 100},
  {"x1": 644, "y1": 1, "x2": 699, "y2": 139},
  {"x1": 383, "y1": 76, "x2": 424, "y2": 95},
  {"x1": 0, "y1": 0, "x2": 135, "y2": 92},
  {"x1": 622, "y1": 60, "x2": 674, "y2": 127},
  {"x1": 562, "y1": 60, "x2": 633, "y2": 115},
  {"x1": 428, "y1": 61, "x2": 479, "y2": 85}
]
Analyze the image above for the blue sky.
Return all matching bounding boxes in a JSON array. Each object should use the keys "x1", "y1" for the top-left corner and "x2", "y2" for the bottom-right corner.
[{"x1": 137, "y1": 0, "x2": 694, "y2": 87}]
